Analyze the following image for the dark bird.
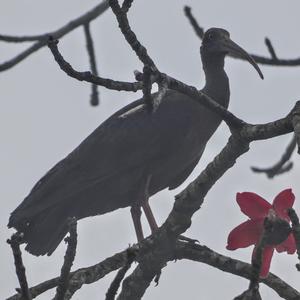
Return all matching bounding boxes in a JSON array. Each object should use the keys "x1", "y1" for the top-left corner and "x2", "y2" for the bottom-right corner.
[{"x1": 8, "y1": 28, "x2": 263, "y2": 256}]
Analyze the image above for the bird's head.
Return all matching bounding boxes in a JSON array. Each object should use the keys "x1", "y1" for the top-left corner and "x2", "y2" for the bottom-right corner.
[{"x1": 201, "y1": 28, "x2": 263, "y2": 79}]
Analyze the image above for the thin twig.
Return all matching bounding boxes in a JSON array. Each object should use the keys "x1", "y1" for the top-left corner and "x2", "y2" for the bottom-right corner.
[
  {"x1": 251, "y1": 135, "x2": 296, "y2": 178},
  {"x1": 108, "y1": 0, "x2": 157, "y2": 70},
  {"x1": 0, "y1": 34, "x2": 48, "y2": 42},
  {"x1": 47, "y1": 38, "x2": 143, "y2": 92},
  {"x1": 7, "y1": 233, "x2": 32, "y2": 300},
  {"x1": 83, "y1": 23, "x2": 100, "y2": 106},
  {"x1": 105, "y1": 249, "x2": 136, "y2": 300},
  {"x1": 183, "y1": 6, "x2": 204, "y2": 39},
  {"x1": 265, "y1": 38, "x2": 278, "y2": 60},
  {"x1": 53, "y1": 218, "x2": 78, "y2": 300},
  {"x1": 122, "y1": 0, "x2": 134, "y2": 13},
  {"x1": 0, "y1": 0, "x2": 109, "y2": 72}
]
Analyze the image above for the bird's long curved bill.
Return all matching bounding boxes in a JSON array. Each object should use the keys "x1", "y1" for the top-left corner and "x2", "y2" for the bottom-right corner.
[{"x1": 224, "y1": 39, "x2": 264, "y2": 79}]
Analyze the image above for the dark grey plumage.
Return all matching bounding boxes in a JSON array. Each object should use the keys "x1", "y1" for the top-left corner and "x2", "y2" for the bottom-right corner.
[{"x1": 8, "y1": 28, "x2": 263, "y2": 256}]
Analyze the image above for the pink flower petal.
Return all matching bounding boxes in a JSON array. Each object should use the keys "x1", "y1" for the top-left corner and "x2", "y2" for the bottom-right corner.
[
  {"x1": 275, "y1": 233, "x2": 296, "y2": 254},
  {"x1": 257, "y1": 246, "x2": 275, "y2": 278},
  {"x1": 227, "y1": 220, "x2": 263, "y2": 250},
  {"x1": 273, "y1": 189, "x2": 295, "y2": 221},
  {"x1": 237, "y1": 192, "x2": 271, "y2": 219}
]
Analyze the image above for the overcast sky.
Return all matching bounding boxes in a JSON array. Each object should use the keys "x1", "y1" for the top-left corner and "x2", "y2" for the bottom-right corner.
[{"x1": 1, "y1": 1, "x2": 300, "y2": 299}]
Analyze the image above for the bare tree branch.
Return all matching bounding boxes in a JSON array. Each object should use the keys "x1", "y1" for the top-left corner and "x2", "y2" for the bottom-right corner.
[
  {"x1": 47, "y1": 38, "x2": 144, "y2": 92},
  {"x1": 251, "y1": 135, "x2": 296, "y2": 178},
  {"x1": 184, "y1": 6, "x2": 204, "y2": 39},
  {"x1": 141, "y1": 65, "x2": 154, "y2": 112},
  {"x1": 108, "y1": 0, "x2": 157, "y2": 71},
  {"x1": 0, "y1": 0, "x2": 109, "y2": 72},
  {"x1": 7, "y1": 247, "x2": 135, "y2": 300},
  {"x1": 83, "y1": 23, "x2": 100, "y2": 106},
  {"x1": 48, "y1": 36, "x2": 244, "y2": 127},
  {"x1": 105, "y1": 249, "x2": 137, "y2": 300},
  {"x1": 176, "y1": 243, "x2": 300, "y2": 300},
  {"x1": 0, "y1": 34, "x2": 47, "y2": 43},
  {"x1": 122, "y1": 0, "x2": 134, "y2": 13},
  {"x1": 265, "y1": 38, "x2": 278, "y2": 61},
  {"x1": 53, "y1": 218, "x2": 78, "y2": 300},
  {"x1": 5, "y1": 3, "x2": 300, "y2": 300},
  {"x1": 7, "y1": 233, "x2": 31, "y2": 300}
]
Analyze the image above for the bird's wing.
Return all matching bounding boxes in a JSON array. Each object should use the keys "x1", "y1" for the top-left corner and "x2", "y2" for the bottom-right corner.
[{"x1": 11, "y1": 91, "x2": 198, "y2": 219}]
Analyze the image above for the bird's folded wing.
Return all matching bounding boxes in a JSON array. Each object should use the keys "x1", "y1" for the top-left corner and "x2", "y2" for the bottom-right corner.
[{"x1": 12, "y1": 92, "x2": 195, "y2": 217}]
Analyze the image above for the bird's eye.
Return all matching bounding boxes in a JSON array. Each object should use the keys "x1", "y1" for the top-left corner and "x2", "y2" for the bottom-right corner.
[{"x1": 208, "y1": 33, "x2": 214, "y2": 40}]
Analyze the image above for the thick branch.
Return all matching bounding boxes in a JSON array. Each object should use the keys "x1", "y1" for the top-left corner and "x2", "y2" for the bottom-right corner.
[
  {"x1": 113, "y1": 104, "x2": 298, "y2": 299},
  {"x1": 0, "y1": 1, "x2": 109, "y2": 72},
  {"x1": 176, "y1": 243, "x2": 300, "y2": 300}
]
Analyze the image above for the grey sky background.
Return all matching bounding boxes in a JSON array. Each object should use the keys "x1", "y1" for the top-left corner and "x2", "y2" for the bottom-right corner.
[{"x1": 1, "y1": 0, "x2": 300, "y2": 299}]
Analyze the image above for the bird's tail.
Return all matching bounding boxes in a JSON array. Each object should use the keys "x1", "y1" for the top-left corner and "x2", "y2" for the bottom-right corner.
[{"x1": 8, "y1": 204, "x2": 70, "y2": 256}]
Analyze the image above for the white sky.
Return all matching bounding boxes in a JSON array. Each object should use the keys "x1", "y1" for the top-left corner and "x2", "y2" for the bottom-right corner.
[{"x1": 1, "y1": 0, "x2": 300, "y2": 299}]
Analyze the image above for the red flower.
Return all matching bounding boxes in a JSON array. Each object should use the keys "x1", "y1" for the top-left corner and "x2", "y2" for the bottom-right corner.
[{"x1": 227, "y1": 189, "x2": 296, "y2": 278}]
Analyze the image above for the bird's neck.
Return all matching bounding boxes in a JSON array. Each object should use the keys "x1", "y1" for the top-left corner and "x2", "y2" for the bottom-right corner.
[{"x1": 201, "y1": 50, "x2": 230, "y2": 109}]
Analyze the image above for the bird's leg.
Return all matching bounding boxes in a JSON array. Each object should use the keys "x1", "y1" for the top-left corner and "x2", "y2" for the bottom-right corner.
[
  {"x1": 130, "y1": 205, "x2": 144, "y2": 242},
  {"x1": 131, "y1": 174, "x2": 159, "y2": 242},
  {"x1": 142, "y1": 200, "x2": 158, "y2": 233},
  {"x1": 141, "y1": 175, "x2": 159, "y2": 233},
  {"x1": 130, "y1": 175, "x2": 151, "y2": 242}
]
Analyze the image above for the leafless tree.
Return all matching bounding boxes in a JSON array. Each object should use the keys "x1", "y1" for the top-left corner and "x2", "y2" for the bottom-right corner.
[{"x1": 3, "y1": 1, "x2": 300, "y2": 299}]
